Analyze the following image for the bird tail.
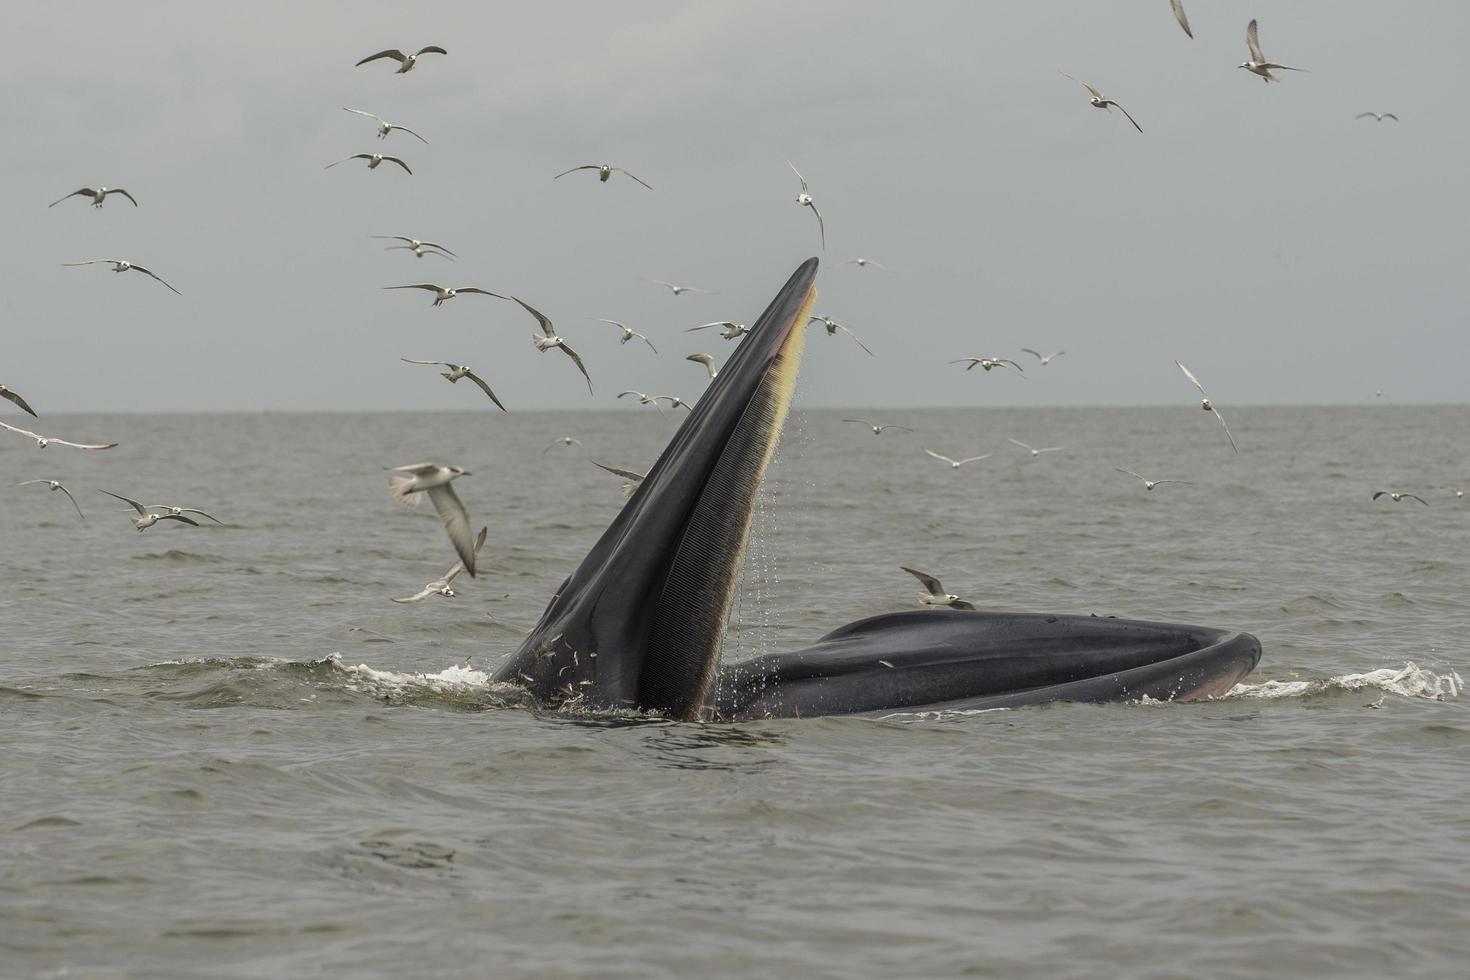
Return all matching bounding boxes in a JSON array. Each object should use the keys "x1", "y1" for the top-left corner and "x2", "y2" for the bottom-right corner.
[{"x1": 387, "y1": 474, "x2": 424, "y2": 507}]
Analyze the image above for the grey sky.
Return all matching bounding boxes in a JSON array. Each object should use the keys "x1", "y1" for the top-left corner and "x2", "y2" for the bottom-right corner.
[{"x1": 5, "y1": 1, "x2": 1465, "y2": 412}]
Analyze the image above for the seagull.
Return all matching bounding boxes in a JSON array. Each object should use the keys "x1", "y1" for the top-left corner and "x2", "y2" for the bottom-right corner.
[
  {"x1": 371, "y1": 235, "x2": 456, "y2": 258},
  {"x1": 1, "y1": 385, "x2": 38, "y2": 417},
  {"x1": 655, "y1": 395, "x2": 693, "y2": 411},
  {"x1": 355, "y1": 46, "x2": 448, "y2": 73},
  {"x1": 1175, "y1": 360, "x2": 1238, "y2": 454},
  {"x1": 924, "y1": 449, "x2": 992, "y2": 469},
  {"x1": 1115, "y1": 468, "x2": 1191, "y2": 492},
  {"x1": 341, "y1": 108, "x2": 428, "y2": 143},
  {"x1": 788, "y1": 161, "x2": 825, "y2": 249},
  {"x1": 1372, "y1": 491, "x2": 1428, "y2": 506},
  {"x1": 400, "y1": 359, "x2": 506, "y2": 411},
  {"x1": 591, "y1": 461, "x2": 646, "y2": 497},
  {"x1": 807, "y1": 314, "x2": 874, "y2": 355},
  {"x1": 553, "y1": 164, "x2": 653, "y2": 189},
  {"x1": 0, "y1": 420, "x2": 116, "y2": 450},
  {"x1": 393, "y1": 527, "x2": 487, "y2": 603},
  {"x1": 508, "y1": 297, "x2": 594, "y2": 394},
  {"x1": 63, "y1": 259, "x2": 180, "y2": 295},
  {"x1": 950, "y1": 356, "x2": 1024, "y2": 376},
  {"x1": 1061, "y1": 73, "x2": 1143, "y2": 133},
  {"x1": 1444, "y1": 487, "x2": 1465, "y2": 499},
  {"x1": 542, "y1": 436, "x2": 582, "y2": 455},
  {"x1": 49, "y1": 187, "x2": 138, "y2": 209},
  {"x1": 843, "y1": 257, "x2": 890, "y2": 270},
  {"x1": 325, "y1": 153, "x2": 412, "y2": 174},
  {"x1": 384, "y1": 283, "x2": 504, "y2": 307},
  {"x1": 1008, "y1": 438, "x2": 1065, "y2": 457},
  {"x1": 594, "y1": 319, "x2": 658, "y2": 353},
  {"x1": 645, "y1": 279, "x2": 713, "y2": 296},
  {"x1": 387, "y1": 463, "x2": 477, "y2": 575},
  {"x1": 843, "y1": 419, "x2": 913, "y2": 435},
  {"x1": 687, "y1": 321, "x2": 749, "y2": 340},
  {"x1": 1240, "y1": 19, "x2": 1306, "y2": 82},
  {"x1": 97, "y1": 490, "x2": 200, "y2": 531},
  {"x1": 1170, "y1": 0, "x2": 1193, "y2": 39},
  {"x1": 144, "y1": 503, "x2": 225, "y2": 524},
  {"x1": 1021, "y1": 348, "x2": 1066, "y2": 366},
  {"x1": 618, "y1": 389, "x2": 660, "y2": 407},
  {"x1": 16, "y1": 480, "x2": 84, "y2": 520},
  {"x1": 1355, "y1": 112, "x2": 1399, "y2": 122},
  {"x1": 686, "y1": 353, "x2": 718, "y2": 379},
  {"x1": 900, "y1": 566, "x2": 976, "y2": 611}
]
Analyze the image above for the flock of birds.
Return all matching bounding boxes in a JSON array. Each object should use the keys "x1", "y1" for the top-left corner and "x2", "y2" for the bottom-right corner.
[{"x1": 6, "y1": 11, "x2": 1462, "y2": 617}]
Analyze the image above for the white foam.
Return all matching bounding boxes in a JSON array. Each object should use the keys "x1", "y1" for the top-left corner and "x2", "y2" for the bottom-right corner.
[
  {"x1": 1224, "y1": 662, "x2": 1463, "y2": 702},
  {"x1": 324, "y1": 653, "x2": 521, "y2": 698}
]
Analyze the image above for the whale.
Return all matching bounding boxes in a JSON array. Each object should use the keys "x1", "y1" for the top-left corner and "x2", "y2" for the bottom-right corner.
[{"x1": 492, "y1": 258, "x2": 1261, "y2": 719}]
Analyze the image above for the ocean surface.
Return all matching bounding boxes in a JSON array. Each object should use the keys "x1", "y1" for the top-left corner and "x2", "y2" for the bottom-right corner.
[{"x1": 3, "y1": 405, "x2": 1467, "y2": 979}]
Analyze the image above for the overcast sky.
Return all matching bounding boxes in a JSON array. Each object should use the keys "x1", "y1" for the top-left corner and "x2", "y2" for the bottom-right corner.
[{"x1": 4, "y1": 1, "x2": 1465, "y2": 412}]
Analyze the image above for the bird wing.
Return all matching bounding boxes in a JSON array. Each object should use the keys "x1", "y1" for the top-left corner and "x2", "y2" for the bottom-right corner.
[
  {"x1": 555, "y1": 341, "x2": 595, "y2": 394},
  {"x1": 1021, "y1": 348, "x2": 1044, "y2": 361},
  {"x1": 882, "y1": 425, "x2": 915, "y2": 433},
  {"x1": 1, "y1": 388, "x2": 38, "y2": 417},
  {"x1": 1246, "y1": 19, "x2": 1264, "y2": 62},
  {"x1": 787, "y1": 160, "x2": 808, "y2": 192},
  {"x1": 1114, "y1": 102, "x2": 1144, "y2": 133},
  {"x1": 382, "y1": 156, "x2": 412, "y2": 174},
  {"x1": 1211, "y1": 407, "x2": 1240, "y2": 454},
  {"x1": 1115, "y1": 468, "x2": 1146, "y2": 483},
  {"x1": 1007, "y1": 438, "x2": 1034, "y2": 452},
  {"x1": 957, "y1": 454, "x2": 993, "y2": 465},
  {"x1": 110, "y1": 189, "x2": 139, "y2": 207},
  {"x1": 842, "y1": 418, "x2": 876, "y2": 426},
  {"x1": 592, "y1": 461, "x2": 646, "y2": 482},
  {"x1": 178, "y1": 508, "x2": 224, "y2": 524},
  {"x1": 1355, "y1": 112, "x2": 1375, "y2": 120},
  {"x1": 1382, "y1": 114, "x2": 1399, "y2": 121},
  {"x1": 454, "y1": 287, "x2": 507, "y2": 299},
  {"x1": 1405, "y1": 494, "x2": 1428, "y2": 506},
  {"x1": 392, "y1": 585, "x2": 436, "y2": 604},
  {"x1": 49, "y1": 437, "x2": 117, "y2": 450},
  {"x1": 401, "y1": 358, "x2": 452, "y2": 367},
  {"x1": 426, "y1": 482, "x2": 476, "y2": 577},
  {"x1": 129, "y1": 265, "x2": 182, "y2": 295},
  {"x1": 62, "y1": 259, "x2": 115, "y2": 267},
  {"x1": 1175, "y1": 359, "x2": 1207, "y2": 396},
  {"x1": 685, "y1": 322, "x2": 722, "y2": 331},
  {"x1": 951, "y1": 600, "x2": 978, "y2": 611},
  {"x1": 617, "y1": 390, "x2": 645, "y2": 400},
  {"x1": 48, "y1": 188, "x2": 95, "y2": 207},
  {"x1": 371, "y1": 235, "x2": 414, "y2": 244},
  {"x1": 159, "y1": 514, "x2": 200, "y2": 526},
  {"x1": 98, "y1": 489, "x2": 147, "y2": 516},
  {"x1": 343, "y1": 107, "x2": 385, "y2": 123},
  {"x1": 924, "y1": 449, "x2": 956, "y2": 465},
  {"x1": 1062, "y1": 72, "x2": 1104, "y2": 101},
  {"x1": 463, "y1": 370, "x2": 508, "y2": 412},
  {"x1": 1170, "y1": 0, "x2": 1193, "y2": 39},
  {"x1": 1371, "y1": 491, "x2": 1388, "y2": 501},
  {"x1": 356, "y1": 49, "x2": 408, "y2": 66},
  {"x1": 836, "y1": 324, "x2": 874, "y2": 356},
  {"x1": 56, "y1": 484, "x2": 85, "y2": 520},
  {"x1": 899, "y1": 566, "x2": 946, "y2": 597},
  {"x1": 418, "y1": 241, "x2": 456, "y2": 256},
  {"x1": 510, "y1": 296, "x2": 555, "y2": 335},
  {"x1": 416, "y1": 46, "x2": 448, "y2": 56},
  {"x1": 948, "y1": 358, "x2": 980, "y2": 369},
  {"x1": 391, "y1": 462, "x2": 441, "y2": 475},
  {"x1": 386, "y1": 283, "x2": 443, "y2": 293},
  {"x1": 638, "y1": 333, "x2": 658, "y2": 354},
  {"x1": 614, "y1": 168, "x2": 654, "y2": 190},
  {"x1": 809, "y1": 201, "x2": 825, "y2": 249},
  {"x1": 554, "y1": 165, "x2": 599, "y2": 179},
  {"x1": 0, "y1": 419, "x2": 42, "y2": 440}
]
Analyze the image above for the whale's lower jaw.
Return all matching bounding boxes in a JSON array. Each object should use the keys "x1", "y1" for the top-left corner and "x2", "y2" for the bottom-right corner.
[{"x1": 712, "y1": 611, "x2": 1262, "y2": 720}]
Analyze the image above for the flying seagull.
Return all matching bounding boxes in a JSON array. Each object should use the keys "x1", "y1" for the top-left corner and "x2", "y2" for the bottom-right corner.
[
  {"x1": 1372, "y1": 491, "x2": 1428, "y2": 506},
  {"x1": 371, "y1": 235, "x2": 455, "y2": 259},
  {"x1": 1008, "y1": 438, "x2": 1065, "y2": 457},
  {"x1": 508, "y1": 297, "x2": 594, "y2": 394},
  {"x1": 1175, "y1": 360, "x2": 1238, "y2": 454},
  {"x1": 385, "y1": 283, "x2": 504, "y2": 307},
  {"x1": 0, "y1": 420, "x2": 115, "y2": 450},
  {"x1": 1021, "y1": 348, "x2": 1066, "y2": 366},
  {"x1": 1116, "y1": 468, "x2": 1191, "y2": 492},
  {"x1": 63, "y1": 259, "x2": 180, "y2": 295},
  {"x1": 1061, "y1": 73, "x2": 1143, "y2": 133},
  {"x1": 591, "y1": 461, "x2": 646, "y2": 497},
  {"x1": 355, "y1": 46, "x2": 447, "y2": 73},
  {"x1": 144, "y1": 503, "x2": 225, "y2": 524},
  {"x1": 924, "y1": 449, "x2": 992, "y2": 469},
  {"x1": 393, "y1": 527, "x2": 487, "y2": 603},
  {"x1": 325, "y1": 153, "x2": 412, "y2": 174},
  {"x1": 49, "y1": 187, "x2": 138, "y2": 209},
  {"x1": 553, "y1": 164, "x2": 653, "y2": 190},
  {"x1": 1170, "y1": 0, "x2": 1193, "y2": 39},
  {"x1": 1, "y1": 384, "x2": 38, "y2": 417},
  {"x1": 16, "y1": 480, "x2": 84, "y2": 520},
  {"x1": 98, "y1": 490, "x2": 199, "y2": 531},
  {"x1": 900, "y1": 566, "x2": 977, "y2": 611},
  {"x1": 387, "y1": 463, "x2": 477, "y2": 575},
  {"x1": 341, "y1": 108, "x2": 428, "y2": 143},
  {"x1": 656, "y1": 395, "x2": 693, "y2": 411},
  {"x1": 950, "y1": 356, "x2": 1024, "y2": 376},
  {"x1": 788, "y1": 161, "x2": 825, "y2": 249},
  {"x1": 843, "y1": 257, "x2": 890, "y2": 270},
  {"x1": 1355, "y1": 112, "x2": 1399, "y2": 122},
  {"x1": 686, "y1": 353, "x2": 718, "y2": 379},
  {"x1": 618, "y1": 389, "x2": 660, "y2": 407},
  {"x1": 808, "y1": 314, "x2": 874, "y2": 355},
  {"x1": 594, "y1": 319, "x2": 658, "y2": 353},
  {"x1": 645, "y1": 279, "x2": 713, "y2": 296},
  {"x1": 543, "y1": 436, "x2": 583, "y2": 455},
  {"x1": 1240, "y1": 19, "x2": 1306, "y2": 82},
  {"x1": 400, "y1": 359, "x2": 507, "y2": 411},
  {"x1": 843, "y1": 419, "x2": 913, "y2": 435},
  {"x1": 687, "y1": 321, "x2": 749, "y2": 340}
]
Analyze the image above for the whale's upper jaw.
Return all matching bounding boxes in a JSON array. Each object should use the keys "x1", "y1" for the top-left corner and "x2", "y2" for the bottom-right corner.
[{"x1": 493, "y1": 258, "x2": 819, "y2": 719}]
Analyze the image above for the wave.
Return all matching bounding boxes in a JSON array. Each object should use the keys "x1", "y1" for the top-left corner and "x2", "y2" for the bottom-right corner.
[{"x1": 1222, "y1": 661, "x2": 1462, "y2": 701}]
